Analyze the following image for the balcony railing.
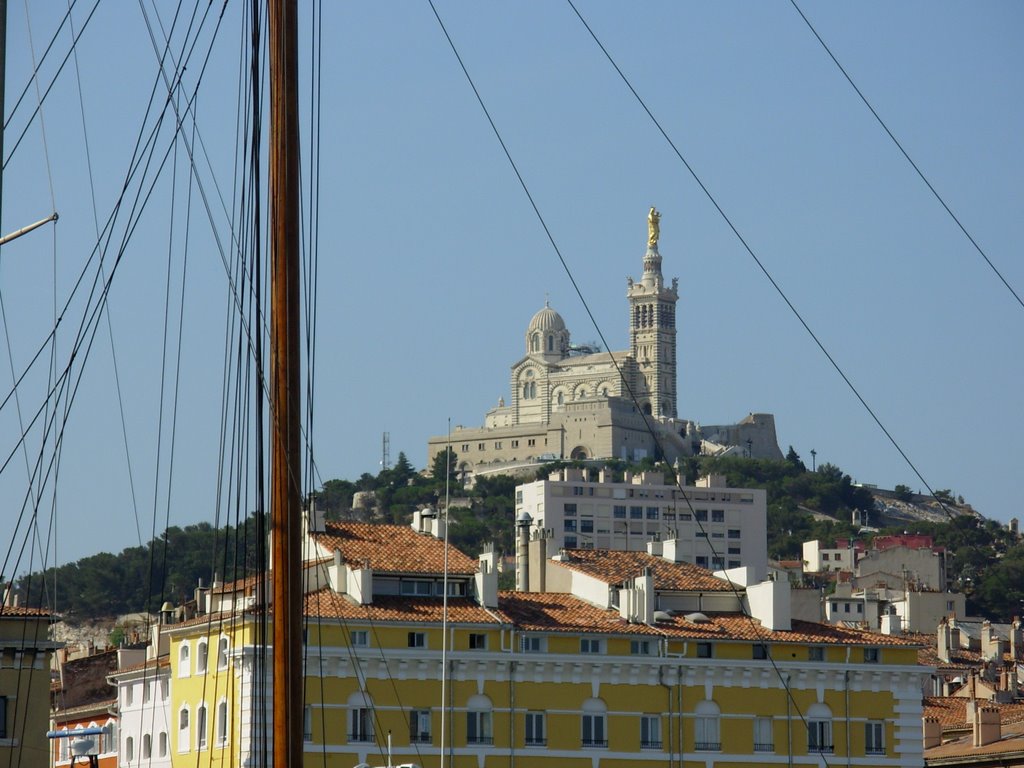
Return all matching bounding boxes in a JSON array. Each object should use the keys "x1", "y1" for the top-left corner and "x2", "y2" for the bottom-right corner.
[
  {"x1": 809, "y1": 744, "x2": 835, "y2": 754},
  {"x1": 467, "y1": 735, "x2": 494, "y2": 745},
  {"x1": 866, "y1": 747, "x2": 886, "y2": 756},
  {"x1": 524, "y1": 737, "x2": 546, "y2": 747},
  {"x1": 694, "y1": 741, "x2": 721, "y2": 751},
  {"x1": 754, "y1": 742, "x2": 775, "y2": 752},
  {"x1": 582, "y1": 738, "x2": 608, "y2": 748},
  {"x1": 640, "y1": 739, "x2": 662, "y2": 750},
  {"x1": 347, "y1": 733, "x2": 374, "y2": 744},
  {"x1": 409, "y1": 732, "x2": 431, "y2": 744}
]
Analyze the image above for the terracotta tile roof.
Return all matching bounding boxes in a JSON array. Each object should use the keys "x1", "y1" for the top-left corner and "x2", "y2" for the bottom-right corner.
[
  {"x1": 0, "y1": 605, "x2": 53, "y2": 618},
  {"x1": 924, "y1": 697, "x2": 1024, "y2": 730},
  {"x1": 304, "y1": 589, "x2": 501, "y2": 625},
  {"x1": 110, "y1": 657, "x2": 170, "y2": 676},
  {"x1": 498, "y1": 592, "x2": 661, "y2": 636},
  {"x1": 925, "y1": 713, "x2": 1024, "y2": 762},
  {"x1": 52, "y1": 700, "x2": 117, "y2": 722},
  {"x1": 650, "y1": 614, "x2": 925, "y2": 645},
  {"x1": 211, "y1": 575, "x2": 260, "y2": 594},
  {"x1": 165, "y1": 610, "x2": 247, "y2": 631},
  {"x1": 311, "y1": 521, "x2": 478, "y2": 576},
  {"x1": 908, "y1": 631, "x2": 987, "y2": 669},
  {"x1": 553, "y1": 549, "x2": 733, "y2": 592},
  {"x1": 496, "y1": 591, "x2": 922, "y2": 646}
]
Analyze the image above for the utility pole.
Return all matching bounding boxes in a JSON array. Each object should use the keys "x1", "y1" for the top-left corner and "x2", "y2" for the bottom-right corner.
[{"x1": 268, "y1": 1, "x2": 303, "y2": 766}]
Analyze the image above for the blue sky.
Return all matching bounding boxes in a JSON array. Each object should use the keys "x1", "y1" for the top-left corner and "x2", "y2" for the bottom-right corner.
[{"x1": 1, "y1": 1, "x2": 1021, "y2": 574}]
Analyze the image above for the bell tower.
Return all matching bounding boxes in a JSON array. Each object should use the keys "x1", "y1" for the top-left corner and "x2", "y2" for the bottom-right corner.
[{"x1": 628, "y1": 207, "x2": 678, "y2": 418}]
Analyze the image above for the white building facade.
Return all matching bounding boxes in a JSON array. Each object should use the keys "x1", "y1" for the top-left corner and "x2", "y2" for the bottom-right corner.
[{"x1": 516, "y1": 467, "x2": 768, "y2": 579}]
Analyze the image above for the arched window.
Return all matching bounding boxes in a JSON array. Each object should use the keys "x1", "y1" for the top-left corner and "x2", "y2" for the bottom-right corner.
[
  {"x1": 694, "y1": 700, "x2": 720, "y2": 751},
  {"x1": 467, "y1": 694, "x2": 493, "y2": 745},
  {"x1": 196, "y1": 640, "x2": 208, "y2": 674},
  {"x1": 178, "y1": 643, "x2": 190, "y2": 677},
  {"x1": 556, "y1": 391, "x2": 564, "y2": 405},
  {"x1": 531, "y1": 333, "x2": 540, "y2": 353},
  {"x1": 807, "y1": 703, "x2": 833, "y2": 753},
  {"x1": 217, "y1": 637, "x2": 229, "y2": 670},
  {"x1": 643, "y1": 402, "x2": 652, "y2": 415},
  {"x1": 125, "y1": 736, "x2": 135, "y2": 762},
  {"x1": 143, "y1": 733, "x2": 152, "y2": 758},
  {"x1": 529, "y1": 382, "x2": 536, "y2": 399},
  {"x1": 158, "y1": 732, "x2": 168, "y2": 757},
  {"x1": 348, "y1": 691, "x2": 374, "y2": 743},
  {"x1": 547, "y1": 334, "x2": 553, "y2": 352},
  {"x1": 581, "y1": 698, "x2": 607, "y2": 748},
  {"x1": 178, "y1": 706, "x2": 190, "y2": 753},
  {"x1": 216, "y1": 700, "x2": 229, "y2": 746},
  {"x1": 196, "y1": 703, "x2": 208, "y2": 750}
]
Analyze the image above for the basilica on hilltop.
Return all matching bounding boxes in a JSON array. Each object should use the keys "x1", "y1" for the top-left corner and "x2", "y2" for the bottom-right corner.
[{"x1": 427, "y1": 209, "x2": 782, "y2": 479}]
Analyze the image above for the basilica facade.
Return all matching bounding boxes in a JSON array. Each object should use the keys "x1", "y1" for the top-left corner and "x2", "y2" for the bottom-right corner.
[{"x1": 427, "y1": 212, "x2": 781, "y2": 479}]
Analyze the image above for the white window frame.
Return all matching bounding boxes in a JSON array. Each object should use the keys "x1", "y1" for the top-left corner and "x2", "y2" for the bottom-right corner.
[
  {"x1": 865, "y1": 720, "x2": 885, "y2": 755},
  {"x1": 409, "y1": 709, "x2": 431, "y2": 744},
  {"x1": 217, "y1": 637, "x2": 229, "y2": 670},
  {"x1": 754, "y1": 716, "x2": 774, "y2": 752},
  {"x1": 640, "y1": 714, "x2": 661, "y2": 749},
  {"x1": 196, "y1": 640, "x2": 208, "y2": 674},
  {"x1": 580, "y1": 637, "x2": 601, "y2": 654},
  {"x1": 178, "y1": 643, "x2": 191, "y2": 678},
  {"x1": 196, "y1": 703, "x2": 208, "y2": 750},
  {"x1": 520, "y1": 635, "x2": 543, "y2": 653},
  {"x1": 350, "y1": 630, "x2": 369, "y2": 647},
  {"x1": 524, "y1": 711, "x2": 545, "y2": 747},
  {"x1": 178, "y1": 706, "x2": 190, "y2": 753},
  {"x1": 694, "y1": 700, "x2": 721, "y2": 751},
  {"x1": 216, "y1": 699, "x2": 229, "y2": 746}
]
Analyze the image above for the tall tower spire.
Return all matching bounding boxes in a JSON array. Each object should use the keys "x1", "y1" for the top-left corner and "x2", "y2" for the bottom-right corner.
[{"x1": 628, "y1": 207, "x2": 679, "y2": 419}]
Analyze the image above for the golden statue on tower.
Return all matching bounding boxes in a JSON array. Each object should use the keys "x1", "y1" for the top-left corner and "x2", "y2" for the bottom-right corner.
[{"x1": 647, "y1": 206, "x2": 660, "y2": 248}]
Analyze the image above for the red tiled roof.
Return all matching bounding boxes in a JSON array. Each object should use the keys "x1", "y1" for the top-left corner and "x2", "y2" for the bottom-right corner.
[
  {"x1": 0, "y1": 605, "x2": 53, "y2": 618},
  {"x1": 211, "y1": 575, "x2": 260, "y2": 594},
  {"x1": 312, "y1": 521, "x2": 478, "y2": 576},
  {"x1": 498, "y1": 592, "x2": 661, "y2": 636},
  {"x1": 553, "y1": 549, "x2": 733, "y2": 592},
  {"x1": 496, "y1": 591, "x2": 922, "y2": 646},
  {"x1": 304, "y1": 589, "x2": 501, "y2": 625},
  {"x1": 904, "y1": 631, "x2": 987, "y2": 670},
  {"x1": 924, "y1": 697, "x2": 1024, "y2": 730}
]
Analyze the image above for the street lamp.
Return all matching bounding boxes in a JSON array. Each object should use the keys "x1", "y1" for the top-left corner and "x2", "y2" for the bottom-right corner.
[{"x1": 810, "y1": 449, "x2": 817, "y2": 472}]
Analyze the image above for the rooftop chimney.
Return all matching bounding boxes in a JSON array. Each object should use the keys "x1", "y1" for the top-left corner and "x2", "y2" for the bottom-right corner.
[
  {"x1": 972, "y1": 705, "x2": 1001, "y2": 748},
  {"x1": 515, "y1": 511, "x2": 532, "y2": 592},
  {"x1": 923, "y1": 716, "x2": 942, "y2": 750}
]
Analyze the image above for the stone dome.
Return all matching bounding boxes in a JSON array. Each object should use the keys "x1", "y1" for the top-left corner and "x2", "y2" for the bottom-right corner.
[{"x1": 528, "y1": 302, "x2": 566, "y2": 334}]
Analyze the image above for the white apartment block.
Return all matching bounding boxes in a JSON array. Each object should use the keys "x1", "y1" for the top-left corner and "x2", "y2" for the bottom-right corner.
[
  {"x1": 516, "y1": 467, "x2": 768, "y2": 579},
  {"x1": 802, "y1": 539, "x2": 858, "y2": 573}
]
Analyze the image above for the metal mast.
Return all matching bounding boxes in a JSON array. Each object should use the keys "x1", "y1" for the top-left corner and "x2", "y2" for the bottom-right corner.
[{"x1": 268, "y1": 0, "x2": 303, "y2": 766}]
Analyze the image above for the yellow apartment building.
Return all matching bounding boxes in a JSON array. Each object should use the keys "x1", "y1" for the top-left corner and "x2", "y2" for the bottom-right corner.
[
  {"x1": 0, "y1": 604, "x2": 58, "y2": 768},
  {"x1": 160, "y1": 509, "x2": 930, "y2": 767}
]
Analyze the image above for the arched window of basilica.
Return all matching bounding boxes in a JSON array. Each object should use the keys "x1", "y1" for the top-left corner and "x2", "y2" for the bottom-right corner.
[
  {"x1": 531, "y1": 333, "x2": 539, "y2": 353},
  {"x1": 643, "y1": 403, "x2": 652, "y2": 415},
  {"x1": 547, "y1": 335, "x2": 553, "y2": 352},
  {"x1": 529, "y1": 382, "x2": 536, "y2": 399},
  {"x1": 556, "y1": 391, "x2": 564, "y2": 405}
]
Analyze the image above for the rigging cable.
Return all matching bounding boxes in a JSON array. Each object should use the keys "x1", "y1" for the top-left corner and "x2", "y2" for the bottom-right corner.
[
  {"x1": 564, "y1": 0, "x2": 958, "y2": 524},
  {"x1": 789, "y1": 0, "x2": 1023, "y2": 313},
  {"x1": 65, "y1": 0, "x2": 146, "y2": 551}
]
